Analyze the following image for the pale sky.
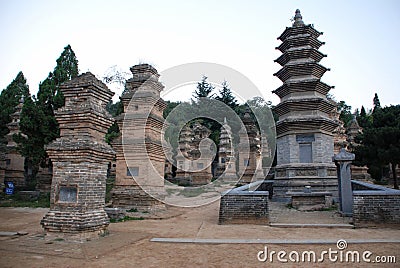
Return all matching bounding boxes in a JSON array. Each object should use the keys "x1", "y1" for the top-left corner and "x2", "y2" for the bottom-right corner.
[{"x1": 1, "y1": 0, "x2": 399, "y2": 112}]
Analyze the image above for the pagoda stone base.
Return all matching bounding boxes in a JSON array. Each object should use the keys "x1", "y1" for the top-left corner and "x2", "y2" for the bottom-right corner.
[
  {"x1": 273, "y1": 164, "x2": 338, "y2": 201},
  {"x1": 111, "y1": 185, "x2": 165, "y2": 212},
  {"x1": 40, "y1": 210, "x2": 109, "y2": 241},
  {"x1": 351, "y1": 165, "x2": 371, "y2": 181},
  {"x1": 173, "y1": 174, "x2": 212, "y2": 186}
]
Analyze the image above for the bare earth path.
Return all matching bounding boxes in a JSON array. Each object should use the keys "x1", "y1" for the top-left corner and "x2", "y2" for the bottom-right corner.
[{"x1": 0, "y1": 203, "x2": 399, "y2": 267}]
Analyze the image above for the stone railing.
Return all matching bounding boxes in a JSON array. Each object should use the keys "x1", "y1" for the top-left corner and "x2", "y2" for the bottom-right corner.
[
  {"x1": 218, "y1": 180, "x2": 270, "y2": 225},
  {"x1": 352, "y1": 180, "x2": 400, "y2": 227}
]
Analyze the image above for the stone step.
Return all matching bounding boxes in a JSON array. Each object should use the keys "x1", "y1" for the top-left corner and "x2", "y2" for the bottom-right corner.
[{"x1": 269, "y1": 223, "x2": 354, "y2": 228}]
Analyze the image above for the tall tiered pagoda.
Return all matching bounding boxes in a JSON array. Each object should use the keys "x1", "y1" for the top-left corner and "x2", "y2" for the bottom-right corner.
[
  {"x1": 272, "y1": 9, "x2": 339, "y2": 199},
  {"x1": 5, "y1": 97, "x2": 25, "y2": 188},
  {"x1": 111, "y1": 64, "x2": 166, "y2": 211}
]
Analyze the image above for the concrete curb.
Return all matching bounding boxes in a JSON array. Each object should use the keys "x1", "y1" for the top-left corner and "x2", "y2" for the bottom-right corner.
[{"x1": 150, "y1": 238, "x2": 400, "y2": 244}]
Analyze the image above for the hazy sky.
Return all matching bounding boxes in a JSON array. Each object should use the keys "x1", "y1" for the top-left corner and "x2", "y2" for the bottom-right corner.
[{"x1": 1, "y1": 0, "x2": 399, "y2": 111}]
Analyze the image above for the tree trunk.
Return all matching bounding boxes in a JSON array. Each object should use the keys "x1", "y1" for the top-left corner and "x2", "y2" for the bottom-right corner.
[{"x1": 391, "y1": 162, "x2": 399, "y2": 190}]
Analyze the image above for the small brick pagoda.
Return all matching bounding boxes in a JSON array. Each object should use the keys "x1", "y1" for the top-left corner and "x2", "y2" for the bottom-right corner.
[
  {"x1": 216, "y1": 118, "x2": 237, "y2": 180},
  {"x1": 4, "y1": 97, "x2": 26, "y2": 188},
  {"x1": 237, "y1": 109, "x2": 263, "y2": 184},
  {"x1": 41, "y1": 72, "x2": 115, "y2": 239},
  {"x1": 111, "y1": 64, "x2": 166, "y2": 211},
  {"x1": 272, "y1": 9, "x2": 339, "y2": 199},
  {"x1": 175, "y1": 122, "x2": 213, "y2": 186},
  {"x1": 175, "y1": 124, "x2": 194, "y2": 181}
]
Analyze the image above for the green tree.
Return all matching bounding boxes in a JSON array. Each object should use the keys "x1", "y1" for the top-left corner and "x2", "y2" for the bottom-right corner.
[
  {"x1": 37, "y1": 44, "x2": 78, "y2": 113},
  {"x1": 15, "y1": 45, "x2": 79, "y2": 180},
  {"x1": 214, "y1": 81, "x2": 238, "y2": 110},
  {"x1": 355, "y1": 105, "x2": 400, "y2": 189},
  {"x1": 356, "y1": 105, "x2": 372, "y2": 129},
  {"x1": 105, "y1": 100, "x2": 123, "y2": 144},
  {"x1": 13, "y1": 96, "x2": 47, "y2": 178},
  {"x1": 337, "y1": 100, "x2": 352, "y2": 126},
  {"x1": 192, "y1": 76, "x2": 215, "y2": 101},
  {"x1": 0, "y1": 72, "x2": 30, "y2": 143}
]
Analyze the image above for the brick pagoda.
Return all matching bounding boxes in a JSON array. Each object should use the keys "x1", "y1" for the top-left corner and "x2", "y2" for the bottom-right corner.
[
  {"x1": 216, "y1": 118, "x2": 237, "y2": 180},
  {"x1": 5, "y1": 97, "x2": 25, "y2": 187},
  {"x1": 237, "y1": 109, "x2": 263, "y2": 184},
  {"x1": 272, "y1": 9, "x2": 339, "y2": 199},
  {"x1": 41, "y1": 73, "x2": 115, "y2": 239},
  {"x1": 111, "y1": 64, "x2": 166, "y2": 211}
]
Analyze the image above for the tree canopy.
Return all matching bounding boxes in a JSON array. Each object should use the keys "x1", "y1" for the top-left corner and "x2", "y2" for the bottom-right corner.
[
  {"x1": 0, "y1": 72, "x2": 30, "y2": 143},
  {"x1": 14, "y1": 44, "x2": 79, "y2": 179},
  {"x1": 355, "y1": 104, "x2": 400, "y2": 189}
]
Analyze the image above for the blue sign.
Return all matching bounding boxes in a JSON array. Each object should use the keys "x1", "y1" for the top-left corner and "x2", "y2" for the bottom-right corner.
[
  {"x1": 4, "y1": 181, "x2": 14, "y2": 195},
  {"x1": 5, "y1": 188, "x2": 14, "y2": 195}
]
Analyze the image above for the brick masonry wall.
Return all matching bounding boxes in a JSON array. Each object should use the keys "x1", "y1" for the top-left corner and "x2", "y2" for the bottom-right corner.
[
  {"x1": 219, "y1": 193, "x2": 269, "y2": 225},
  {"x1": 353, "y1": 193, "x2": 400, "y2": 226}
]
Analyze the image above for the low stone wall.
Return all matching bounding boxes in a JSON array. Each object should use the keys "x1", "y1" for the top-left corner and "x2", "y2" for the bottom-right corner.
[
  {"x1": 352, "y1": 180, "x2": 400, "y2": 227},
  {"x1": 218, "y1": 181, "x2": 269, "y2": 225}
]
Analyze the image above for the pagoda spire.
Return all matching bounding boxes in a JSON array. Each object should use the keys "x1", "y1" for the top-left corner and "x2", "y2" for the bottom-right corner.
[{"x1": 292, "y1": 9, "x2": 304, "y2": 27}]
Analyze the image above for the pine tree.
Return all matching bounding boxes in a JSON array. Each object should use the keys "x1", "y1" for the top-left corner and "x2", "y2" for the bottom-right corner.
[
  {"x1": 357, "y1": 105, "x2": 372, "y2": 128},
  {"x1": 337, "y1": 100, "x2": 352, "y2": 126},
  {"x1": 15, "y1": 45, "x2": 79, "y2": 180},
  {"x1": 37, "y1": 44, "x2": 78, "y2": 113},
  {"x1": 215, "y1": 81, "x2": 238, "y2": 110},
  {"x1": 192, "y1": 76, "x2": 214, "y2": 101},
  {"x1": 0, "y1": 72, "x2": 30, "y2": 143},
  {"x1": 355, "y1": 105, "x2": 400, "y2": 189}
]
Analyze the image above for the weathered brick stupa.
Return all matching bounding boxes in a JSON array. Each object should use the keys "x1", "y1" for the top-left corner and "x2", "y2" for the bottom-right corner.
[
  {"x1": 272, "y1": 9, "x2": 339, "y2": 199},
  {"x1": 41, "y1": 73, "x2": 115, "y2": 239},
  {"x1": 237, "y1": 109, "x2": 263, "y2": 184},
  {"x1": 216, "y1": 118, "x2": 237, "y2": 180},
  {"x1": 111, "y1": 64, "x2": 166, "y2": 211},
  {"x1": 5, "y1": 97, "x2": 26, "y2": 188},
  {"x1": 174, "y1": 122, "x2": 214, "y2": 186}
]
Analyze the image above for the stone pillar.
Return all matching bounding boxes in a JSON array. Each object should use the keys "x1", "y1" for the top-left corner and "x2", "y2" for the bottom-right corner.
[
  {"x1": 41, "y1": 72, "x2": 115, "y2": 240},
  {"x1": 333, "y1": 148, "x2": 355, "y2": 216}
]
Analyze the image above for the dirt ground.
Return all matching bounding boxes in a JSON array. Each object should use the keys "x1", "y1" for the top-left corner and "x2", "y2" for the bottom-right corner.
[{"x1": 0, "y1": 202, "x2": 399, "y2": 267}]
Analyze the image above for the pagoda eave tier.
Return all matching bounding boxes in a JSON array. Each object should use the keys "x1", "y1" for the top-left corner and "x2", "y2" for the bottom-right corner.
[
  {"x1": 274, "y1": 48, "x2": 326, "y2": 66},
  {"x1": 278, "y1": 25, "x2": 322, "y2": 41},
  {"x1": 276, "y1": 117, "x2": 339, "y2": 136},
  {"x1": 272, "y1": 80, "x2": 332, "y2": 99},
  {"x1": 276, "y1": 35, "x2": 324, "y2": 53},
  {"x1": 274, "y1": 62, "x2": 329, "y2": 82},
  {"x1": 46, "y1": 139, "x2": 115, "y2": 161},
  {"x1": 274, "y1": 98, "x2": 336, "y2": 117}
]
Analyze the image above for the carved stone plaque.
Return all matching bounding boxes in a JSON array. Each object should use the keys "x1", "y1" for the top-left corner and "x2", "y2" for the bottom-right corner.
[{"x1": 59, "y1": 186, "x2": 77, "y2": 202}]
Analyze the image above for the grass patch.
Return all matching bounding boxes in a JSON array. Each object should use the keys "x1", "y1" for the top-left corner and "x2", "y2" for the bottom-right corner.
[
  {"x1": 320, "y1": 204, "x2": 338, "y2": 211},
  {"x1": 179, "y1": 187, "x2": 206, "y2": 197},
  {"x1": 286, "y1": 203, "x2": 293, "y2": 209},
  {"x1": 110, "y1": 216, "x2": 144, "y2": 223},
  {"x1": 0, "y1": 192, "x2": 50, "y2": 208},
  {"x1": 126, "y1": 208, "x2": 138, "y2": 213}
]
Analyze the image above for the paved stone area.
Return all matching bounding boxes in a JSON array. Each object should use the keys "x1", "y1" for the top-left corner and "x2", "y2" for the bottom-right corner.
[{"x1": 0, "y1": 204, "x2": 398, "y2": 267}]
